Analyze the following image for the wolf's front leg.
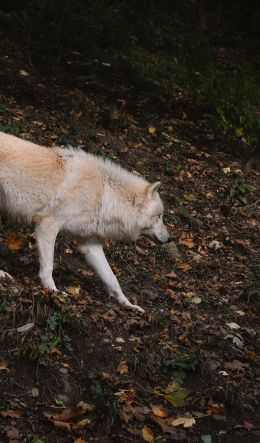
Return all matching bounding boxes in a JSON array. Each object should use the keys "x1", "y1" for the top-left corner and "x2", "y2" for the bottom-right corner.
[
  {"x1": 79, "y1": 242, "x2": 144, "y2": 313},
  {"x1": 34, "y1": 216, "x2": 59, "y2": 291}
]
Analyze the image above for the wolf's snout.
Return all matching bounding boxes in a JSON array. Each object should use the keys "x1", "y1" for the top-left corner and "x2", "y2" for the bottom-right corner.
[{"x1": 154, "y1": 232, "x2": 171, "y2": 243}]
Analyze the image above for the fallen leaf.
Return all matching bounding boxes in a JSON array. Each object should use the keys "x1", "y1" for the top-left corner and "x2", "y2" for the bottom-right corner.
[
  {"x1": 67, "y1": 285, "x2": 81, "y2": 297},
  {"x1": 150, "y1": 416, "x2": 184, "y2": 439},
  {"x1": 72, "y1": 418, "x2": 91, "y2": 430},
  {"x1": 6, "y1": 233, "x2": 24, "y2": 251},
  {"x1": 172, "y1": 416, "x2": 196, "y2": 428},
  {"x1": 43, "y1": 402, "x2": 94, "y2": 423},
  {"x1": 166, "y1": 271, "x2": 178, "y2": 278},
  {"x1": 74, "y1": 439, "x2": 89, "y2": 443},
  {"x1": 191, "y1": 296, "x2": 201, "y2": 304},
  {"x1": 6, "y1": 428, "x2": 20, "y2": 440},
  {"x1": 207, "y1": 403, "x2": 224, "y2": 415},
  {"x1": 236, "y1": 310, "x2": 245, "y2": 316},
  {"x1": 31, "y1": 387, "x2": 39, "y2": 398},
  {"x1": 179, "y1": 239, "x2": 196, "y2": 249},
  {"x1": 1, "y1": 410, "x2": 23, "y2": 419},
  {"x1": 177, "y1": 262, "x2": 191, "y2": 272},
  {"x1": 0, "y1": 362, "x2": 9, "y2": 372},
  {"x1": 115, "y1": 389, "x2": 136, "y2": 404},
  {"x1": 201, "y1": 436, "x2": 212, "y2": 443},
  {"x1": 183, "y1": 193, "x2": 197, "y2": 202},
  {"x1": 224, "y1": 360, "x2": 248, "y2": 371},
  {"x1": 151, "y1": 405, "x2": 167, "y2": 418},
  {"x1": 222, "y1": 167, "x2": 231, "y2": 173},
  {"x1": 227, "y1": 322, "x2": 240, "y2": 330},
  {"x1": 20, "y1": 69, "x2": 30, "y2": 76},
  {"x1": 148, "y1": 126, "x2": 156, "y2": 134},
  {"x1": 163, "y1": 381, "x2": 189, "y2": 407},
  {"x1": 117, "y1": 361, "x2": 128, "y2": 375},
  {"x1": 243, "y1": 421, "x2": 254, "y2": 430},
  {"x1": 142, "y1": 425, "x2": 154, "y2": 442},
  {"x1": 17, "y1": 322, "x2": 35, "y2": 333},
  {"x1": 219, "y1": 371, "x2": 229, "y2": 376}
]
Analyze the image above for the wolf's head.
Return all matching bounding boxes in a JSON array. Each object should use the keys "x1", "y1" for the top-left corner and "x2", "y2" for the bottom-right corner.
[{"x1": 140, "y1": 182, "x2": 170, "y2": 243}]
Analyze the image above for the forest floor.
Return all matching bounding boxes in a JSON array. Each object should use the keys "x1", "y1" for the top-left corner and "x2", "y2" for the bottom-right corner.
[{"x1": 0, "y1": 35, "x2": 259, "y2": 443}]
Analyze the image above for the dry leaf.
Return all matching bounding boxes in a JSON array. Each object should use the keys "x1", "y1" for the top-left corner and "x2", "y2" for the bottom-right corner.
[
  {"x1": 0, "y1": 362, "x2": 9, "y2": 372},
  {"x1": 148, "y1": 126, "x2": 156, "y2": 134},
  {"x1": 0, "y1": 410, "x2": 23, "y2": 418},
  {"x1": 163, "y1": 381, "x2": 189, "y2": 407},
  {"x1": 183, "y1": 193, "x2": 197, "y2": 202},
  {"x1": 243, "y1": 421, "x2": 254, "y2": 430},
  {"x1": 226, "y1": 322, "x2": 240, "y2": 330},
  {"x1": 142, "y1": 425, "x2": 154, "y2": 442},
  {"x1": 172, "y1": 416, "x2": 196, "y2": 428},
  {"x1": 17, "y1": 322, "x2": 35, "y2": 333},
  {"x1": 222, "y1": 167, "x2": 231, "y2": 173},
  {"x1": 207, "y1": 403, "x2": 224, "y2": 415},
  {"x1": 67, "y1": 285, "x2": 81, "y2": 297},
  {"x1": 6, "y1": 233, "x2": 24, "y2": 251},
  {"x1": 74, "y1": 439, "x2": 89, "y2": 443},
  {"x1": 151, "y1": 405, "x2": 167, "y2": 418},
  {"x1": 179, "y1": 239, "x2": 196, "y2": 249},
  {"x1": 177, "y1": 262, "x2": 191, "y2": 272},
  {"x1": 191, "y1": 296, "x2": 201, "y2": 304},
  {"x1": 72, "y1": 418, "x2": 91, "y2": 430},
  {"x1": 166, "y1": 271, "x2": 178, "y2": 278},
  {"x1": 20, "y1": 69, "x2": 30, "y2": 76},
  {"x1": 117, "y1": 361, "x2": 128, "y2": 375},
  {"x1": 115, "y1": 389, "x2": 136, "y2": 404}
]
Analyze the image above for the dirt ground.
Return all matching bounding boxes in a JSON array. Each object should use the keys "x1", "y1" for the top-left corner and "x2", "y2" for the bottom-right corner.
[{"x1": 0, "y1": 34, "x2": 259, "y2": 443}]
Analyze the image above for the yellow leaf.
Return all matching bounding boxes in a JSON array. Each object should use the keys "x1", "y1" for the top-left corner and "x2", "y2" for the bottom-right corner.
[
  {"x1": 172, "y1": 417, "x2": 196, "y2": 428},
  {"x1": 115, "y1": 389, "x2": 136, "y2": 404},
  {"x1": 222, "y1": 167, "x2": 231, "y2": 174},
  {"x1": 183, "y1": 193, "x2": 197, "y2": 202},
  {"x1": 235, "y1": 127, "x2": 244, "y2": 137},
  {"x1": 151, "y1": 405, "x2": 167, "y2": 418},
  {"x1": 191, "y1": 296, "x2": 201, "y2": 304},
  {"x1": 6, "y1": 233, "x2": 24, "y2": 251},
  {"x1": 148, "y1": 126, "x2": 156, "y2": 134},
  {"x1": 67, "y1": 285, "x2": 81, "y2": 297},
  {"x1": 177, "y1": 262, "x2": 191, "y2": 272},
  {"x1": 142, "y1": 425, "x2": 154, "y2": 442}
]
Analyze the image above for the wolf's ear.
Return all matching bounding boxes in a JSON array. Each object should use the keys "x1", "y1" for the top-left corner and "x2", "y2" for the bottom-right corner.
[{"x1": 147, "y1": 181, "x2": 161, "y2": 197}]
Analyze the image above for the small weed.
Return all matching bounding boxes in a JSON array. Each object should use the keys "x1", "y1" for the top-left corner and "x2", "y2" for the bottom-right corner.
[{"x1": 225, "y1": 178, "x2": 253, "y2": 205}]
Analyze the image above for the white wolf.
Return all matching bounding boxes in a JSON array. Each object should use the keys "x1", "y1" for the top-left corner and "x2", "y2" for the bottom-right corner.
[{"x1": 0, "y1": 132, "x2": 170, "y2": 312}]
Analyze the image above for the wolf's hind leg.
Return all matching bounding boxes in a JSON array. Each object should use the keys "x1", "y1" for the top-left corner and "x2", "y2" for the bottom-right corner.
[
  {"x1": 79, "y1": 242, "x2": 144, "y2": 313},
  {"x1": 34, "y1": 216, "x2": 59, "y2": 291}
]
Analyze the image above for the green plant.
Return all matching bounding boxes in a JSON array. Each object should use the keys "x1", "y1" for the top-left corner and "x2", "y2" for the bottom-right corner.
[{"x1": 225, "y1": 178, "x2": 253, "y2": 205}]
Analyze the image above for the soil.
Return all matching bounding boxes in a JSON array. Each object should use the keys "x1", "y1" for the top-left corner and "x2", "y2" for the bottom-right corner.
[{"x1": 0, "y1": 31, "x2": 260, "y2": 443}]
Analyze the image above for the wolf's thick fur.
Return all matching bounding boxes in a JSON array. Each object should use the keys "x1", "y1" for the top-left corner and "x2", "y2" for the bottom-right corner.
[{"x1": 0, "y1": 132, "x2": 169, "y2": 312}]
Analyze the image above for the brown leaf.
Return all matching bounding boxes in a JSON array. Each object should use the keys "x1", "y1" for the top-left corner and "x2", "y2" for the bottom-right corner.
[
  {"x1": 166, "y1": 271, "x2": 178, "y2": 279},
  {"x1": 177, "y1": 262, "x2": 191, "y2": 272},
  {"x1": 151, "y1": 405, "x2": 168, "y2": 418},
  {"x1": 223, "y1": 360, "x2": 249, "y2": 371},
  {"x1": 243, "y1": 421, "x2": 255, "y2": 430},
  {"x1": 115, "y1": 389, "x2": 136, "y2": 404},
  {"x1": 142, "y1": 425, "x2": 154, "y2": 442},
  {"x1": 150, "y1": 416, "x2": 185, "y2": 439},
  {"x1": 52, "y1": 420, "x2": 71, "y2": 431},
  {"x1": 72, "y1": 418, "x2": 91, "y2": 430},
  {"x1": 74, "y1": 439, "x2": 89, "y2": 443},
  {"x1": 0, "y1": 362, "x2": 9, "y2": 372},
  {"x1": 43, "y1": 402, "x2": 94, "y2": 423},
  {"x1": 207, "y1": 403, "x2": 225, "y2": 415},
  {"x1": 117, "y1": 361, "x2": 128, "y2": 375},
  {"x1": 6, "y1": 233, "x2": 24, "y2": 251},
  {"x1": 1, "y1": 410, "x2": 23, "y2": 419}
]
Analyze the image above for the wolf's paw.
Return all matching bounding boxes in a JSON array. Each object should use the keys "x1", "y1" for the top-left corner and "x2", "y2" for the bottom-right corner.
[
  {"x1": 0, "y1": 270, "x2": 13, "y2": 280},
  {"x1": 128, "y1": 303, "x2": 145, "y2": 314}
]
